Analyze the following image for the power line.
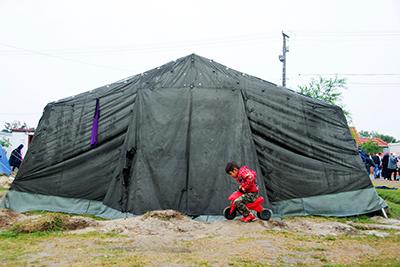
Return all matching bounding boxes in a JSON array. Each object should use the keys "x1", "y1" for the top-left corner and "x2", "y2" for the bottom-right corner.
[
  {"x1": 296, "y1": 73, "x2": 400, "y2": 76},
  {"x1": 348, "y1": 83, "x2": 400, "y2": 86},
  {"x1": 0, "y1": 34, "x2": 280, "y2": 56},
  {"x1": 1, "y1": 31, "x2": 399, "y2": 57},
  {"x1": 0, "y1": 113, "x2": 39, "y2": 115},
  {"x1": 0, "y1": 43, "x2": 131, "y2": 71},
  {"x1": 288, "y1": 31, "x2": 400, "y2": 37}
]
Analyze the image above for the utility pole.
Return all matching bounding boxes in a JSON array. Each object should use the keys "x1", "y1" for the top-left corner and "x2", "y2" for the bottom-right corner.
[{"x1": 279, "y1": 31, "x2": 290, "y2": 87}]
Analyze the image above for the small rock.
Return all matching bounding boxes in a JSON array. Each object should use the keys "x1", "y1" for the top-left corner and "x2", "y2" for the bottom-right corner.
[
  {"x1": 363, "y1": 230, "x2": 389, "y2": 238},
  {"x1": 371, "y1": 216, "x2": 400, "y2": 226}
]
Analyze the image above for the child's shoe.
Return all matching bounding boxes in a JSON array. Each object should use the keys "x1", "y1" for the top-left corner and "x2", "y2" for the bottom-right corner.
[{"x1": 240, "y1": 213, "x2": 256, "y2": 222}]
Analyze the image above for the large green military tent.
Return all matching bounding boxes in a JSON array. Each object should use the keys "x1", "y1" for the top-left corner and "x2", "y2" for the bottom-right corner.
[{"x1": 1, "y1": 54, "x2": 385, "y2": 218}]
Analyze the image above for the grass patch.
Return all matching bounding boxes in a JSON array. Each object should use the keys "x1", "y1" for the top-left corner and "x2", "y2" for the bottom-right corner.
[
  {"x1": 347, "y1": 231, "x2": 400, "y2": 243},
  {"x1": 376, "y1": 189, "x2": 400, "y2": 218},
  {"x1": 229, "y1": 258, "x2": 270, "y2": 267},
  {"x1": 289, "y1": 215, "x2": 376, "y2": 225},
  {"x1": 334, "y1": 215, "x2": 375, "y2": 224},
  {"x1": 0, "y1": 187, "x2": 8, "y2": 197},
  {"x1": 11, "y1": 213, "x2": 95, "y2": 233},
  {"x1": 236, "y1": 236, "x2": 257, "y2": 244},
  {"x1": 261, "y1": 229, "x2": 315, "y2": 242},
  {"x1": 311, "y1": 254, "x2": 328, "y2": 262},
  {"x1": 12, "y1": 213, "x2": 66, "y2": 233},
  {"x1": 67, "y1": 231, "x2": 124, "y2": 239},
  {"x1": 0, "y1": 230, "x2": 58, "y2": 239},
  {"x1": 0, "y1": 230, "x2": 60, "y2": 264},
  {"x1": 384, "y1": 200, "x2": 400, "y2": 218},
  {"x1": 376, "y1": 189, "x2": 400, "y2": 204},
  {"x1": 339, "y1": 257, "x2": 400, "y2": 267},
  {"x1": 0, "y1": 230, "x2": 121, "y2": 240},
  {"x1": 0, "y1": 230, "x2": 128, "y2": 266},
  {"x1": 142, "y1": 210, "x2": 184, "y2": 220},
  {"x1": 323, "y1": 235, "x2": 337, "y2": 241},
  {"x1": 171, "y1": 255, "x2": 211, "y2": 267},
  {"x1": 89, "y1": 255, "x2": 147, "y2": 266},
  {"x1": 24, "y1": 210, "x2": 108, "y2": 221}
]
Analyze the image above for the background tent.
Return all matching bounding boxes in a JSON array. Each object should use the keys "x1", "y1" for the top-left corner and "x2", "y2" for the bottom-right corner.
[
  {"x1": 0, "y1": 147, "x2": 12, "y2": 176},
  {"x1": 1, "y1": 54, "x2": 385, "y2": 218}
]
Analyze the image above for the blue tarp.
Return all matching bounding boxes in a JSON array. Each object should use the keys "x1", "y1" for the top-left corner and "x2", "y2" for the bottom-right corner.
[
  {"x1": 0, "y1": 147, "x2": 12, "y2": 176},
  {"x1": 375, "y1": 186, "x2": 398, "y2": 190}
]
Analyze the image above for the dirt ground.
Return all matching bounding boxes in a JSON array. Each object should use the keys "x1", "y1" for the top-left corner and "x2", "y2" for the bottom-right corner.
[
  {"x1": 1, "y1": 176, "x2": 400, "y2": 266},
  {"x1": 372, "y1": 178, "x2": 400, "y2": 188},
  {"x1": 1, "y1": 208, "x2": 400, "y2": 266}
]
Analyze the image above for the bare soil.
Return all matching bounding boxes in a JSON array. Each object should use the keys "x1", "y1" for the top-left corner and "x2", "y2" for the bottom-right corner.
[
  {"x1": 1, "y1": 178, "x2": 400, "y2": 266},
  {"x1": 1, "y1": 209, "x2": 400, "y2": 266}
]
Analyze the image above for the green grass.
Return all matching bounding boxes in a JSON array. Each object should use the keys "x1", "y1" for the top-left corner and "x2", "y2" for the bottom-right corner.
[
  {"x1": 335, "y1": 215, "x2": 376, "y2": 224},
  {"x1": 11, "y1": 213, "x2": 71, "y2": 233},
  {"x1": 0, "y1": 230, "x2": 127, "y2": 266},
  {"x1": 0, "y1": 230, "x2": 60, "y2": 264},
  {"x1": 24, "y1": 210, "x2": 108, "y2": 221},
  {"x1": 376, "y1": 188, "x2": 400, "y2": 218},
  {"x1": 229, "y1": 258, "x2": 270, "y2": 267},
  {"x1": 0, "y1": 187, "x2": 8, "y2": 197},
  {"x1": 376, "y1": 189, "x2": 400, "y2": 204},
  {"x1": 0, "y1": 230, "x2": 123, "y2": 240},
  {"x1": 383, "y1": 200, "x2": 400, "y2": 218},
  {"x1": 0, "y1": 230, "x2": 57, "y2": 239},
  {"x1": 329, "y1": 257, "x2": 400, "y2": 267}
]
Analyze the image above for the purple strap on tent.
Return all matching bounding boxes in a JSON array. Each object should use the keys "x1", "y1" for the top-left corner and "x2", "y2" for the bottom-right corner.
[{"x1": 90, "y1": 99, "x2": 100, "y2": 147}]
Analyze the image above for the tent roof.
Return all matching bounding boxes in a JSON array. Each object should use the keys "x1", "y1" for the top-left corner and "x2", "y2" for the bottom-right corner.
[{"x1": 50, "y1": 54, "x2": 326, "y2": 108}]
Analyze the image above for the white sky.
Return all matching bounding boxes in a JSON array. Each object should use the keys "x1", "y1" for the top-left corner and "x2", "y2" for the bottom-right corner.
[{"x1": 1, "y1": 0, "x2": 399, "y2": 139}]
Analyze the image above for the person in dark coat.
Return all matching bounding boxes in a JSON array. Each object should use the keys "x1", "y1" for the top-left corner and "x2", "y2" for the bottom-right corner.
[
  {"x1": 9, "y1": 144, "x2": 24, "y2": 171},
  {"x1": 388, "y1": 153, "x2": 398, "y2": 180},
  {"x1": 381, "y1": 153, "x2": 390, "y2": 180},
  {"x1": 358, "y1": 149, "x2": 375, "y2": 175},
  {"x1": 371, "y1": 153, "x2": 382, "y2": 178}
]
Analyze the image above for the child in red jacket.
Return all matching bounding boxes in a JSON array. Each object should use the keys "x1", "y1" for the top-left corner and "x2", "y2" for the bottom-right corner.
[{"x1": 225, "y1": 161, "x2": 259, "y2": 222}]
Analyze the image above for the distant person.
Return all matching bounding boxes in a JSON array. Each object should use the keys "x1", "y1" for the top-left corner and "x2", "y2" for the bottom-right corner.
[
  {"x1": 378, "y1": 152, "x2": 383, "y2": 178},
  {"x1": 358, "y1": 149, "x2": 375, "y2": 176},
  {"x1": 9, "y1": 144, "x2": 24, "y2": 171},
  {"x1": 388, "y1": 153, "x2": 398, "y2": 181},
  {"x1": 396, "y1": 155, "x2": 400, "y2": 181},
  {"x1": 371, "y1": 153, "x2": 382, "y2": 179},
  {"x1": 381, "y1": 153, "x2": 390, "y2": 180}
]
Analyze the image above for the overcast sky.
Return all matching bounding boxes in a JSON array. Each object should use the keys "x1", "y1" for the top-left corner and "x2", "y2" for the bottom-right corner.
[{"x1": 1, "y1": 0, "x2": 399, "y2": 139}]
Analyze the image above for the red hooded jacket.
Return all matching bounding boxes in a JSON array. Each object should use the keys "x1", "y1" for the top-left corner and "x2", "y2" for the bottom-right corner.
[{"x1": 236, "y1": 166, "x2": 259, "y2": 193}]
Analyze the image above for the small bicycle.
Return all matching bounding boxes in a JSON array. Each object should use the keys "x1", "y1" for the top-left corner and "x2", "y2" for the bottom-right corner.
[{"x1": 223, "y1": 191, "x2": 272, "y2": 221}]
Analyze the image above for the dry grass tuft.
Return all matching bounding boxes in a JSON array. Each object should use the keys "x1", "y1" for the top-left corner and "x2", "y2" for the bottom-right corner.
[
  {"x1": 142, "y1": 210, "x2": 185, "y2": 221},
  {"x1": 0, "y1": 208, "x2": 26, "y2": 229},
  {"x1": 11, "y1": 213, "x2": 97, "y2": 233}
]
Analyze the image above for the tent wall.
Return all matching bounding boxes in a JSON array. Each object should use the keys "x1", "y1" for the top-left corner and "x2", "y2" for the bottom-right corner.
[
  {"x1": 241, "y1": 87, "x2": 371, "y2": 202},
  {"x1": 11, "y1": 87, "x2": 136, "y2": 200}
]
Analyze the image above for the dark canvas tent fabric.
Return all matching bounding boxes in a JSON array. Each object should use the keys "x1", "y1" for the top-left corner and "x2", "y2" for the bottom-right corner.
[{"x1": 1, "y1": 54, "x2": 385, "y2": 218}]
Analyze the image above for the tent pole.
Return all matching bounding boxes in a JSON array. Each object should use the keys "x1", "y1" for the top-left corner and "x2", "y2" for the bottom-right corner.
[{"x1": 381, "y1": 208, "x2": 388, "y2": 219}]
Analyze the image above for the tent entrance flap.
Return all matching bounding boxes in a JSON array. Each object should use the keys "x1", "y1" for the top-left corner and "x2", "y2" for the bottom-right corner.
[
  {"x1": 187, "y1": 88, "x2": 268, "y2": 214},
  {"x1": 117, "y1": 87, "x2": 268, "y2": 215}
]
